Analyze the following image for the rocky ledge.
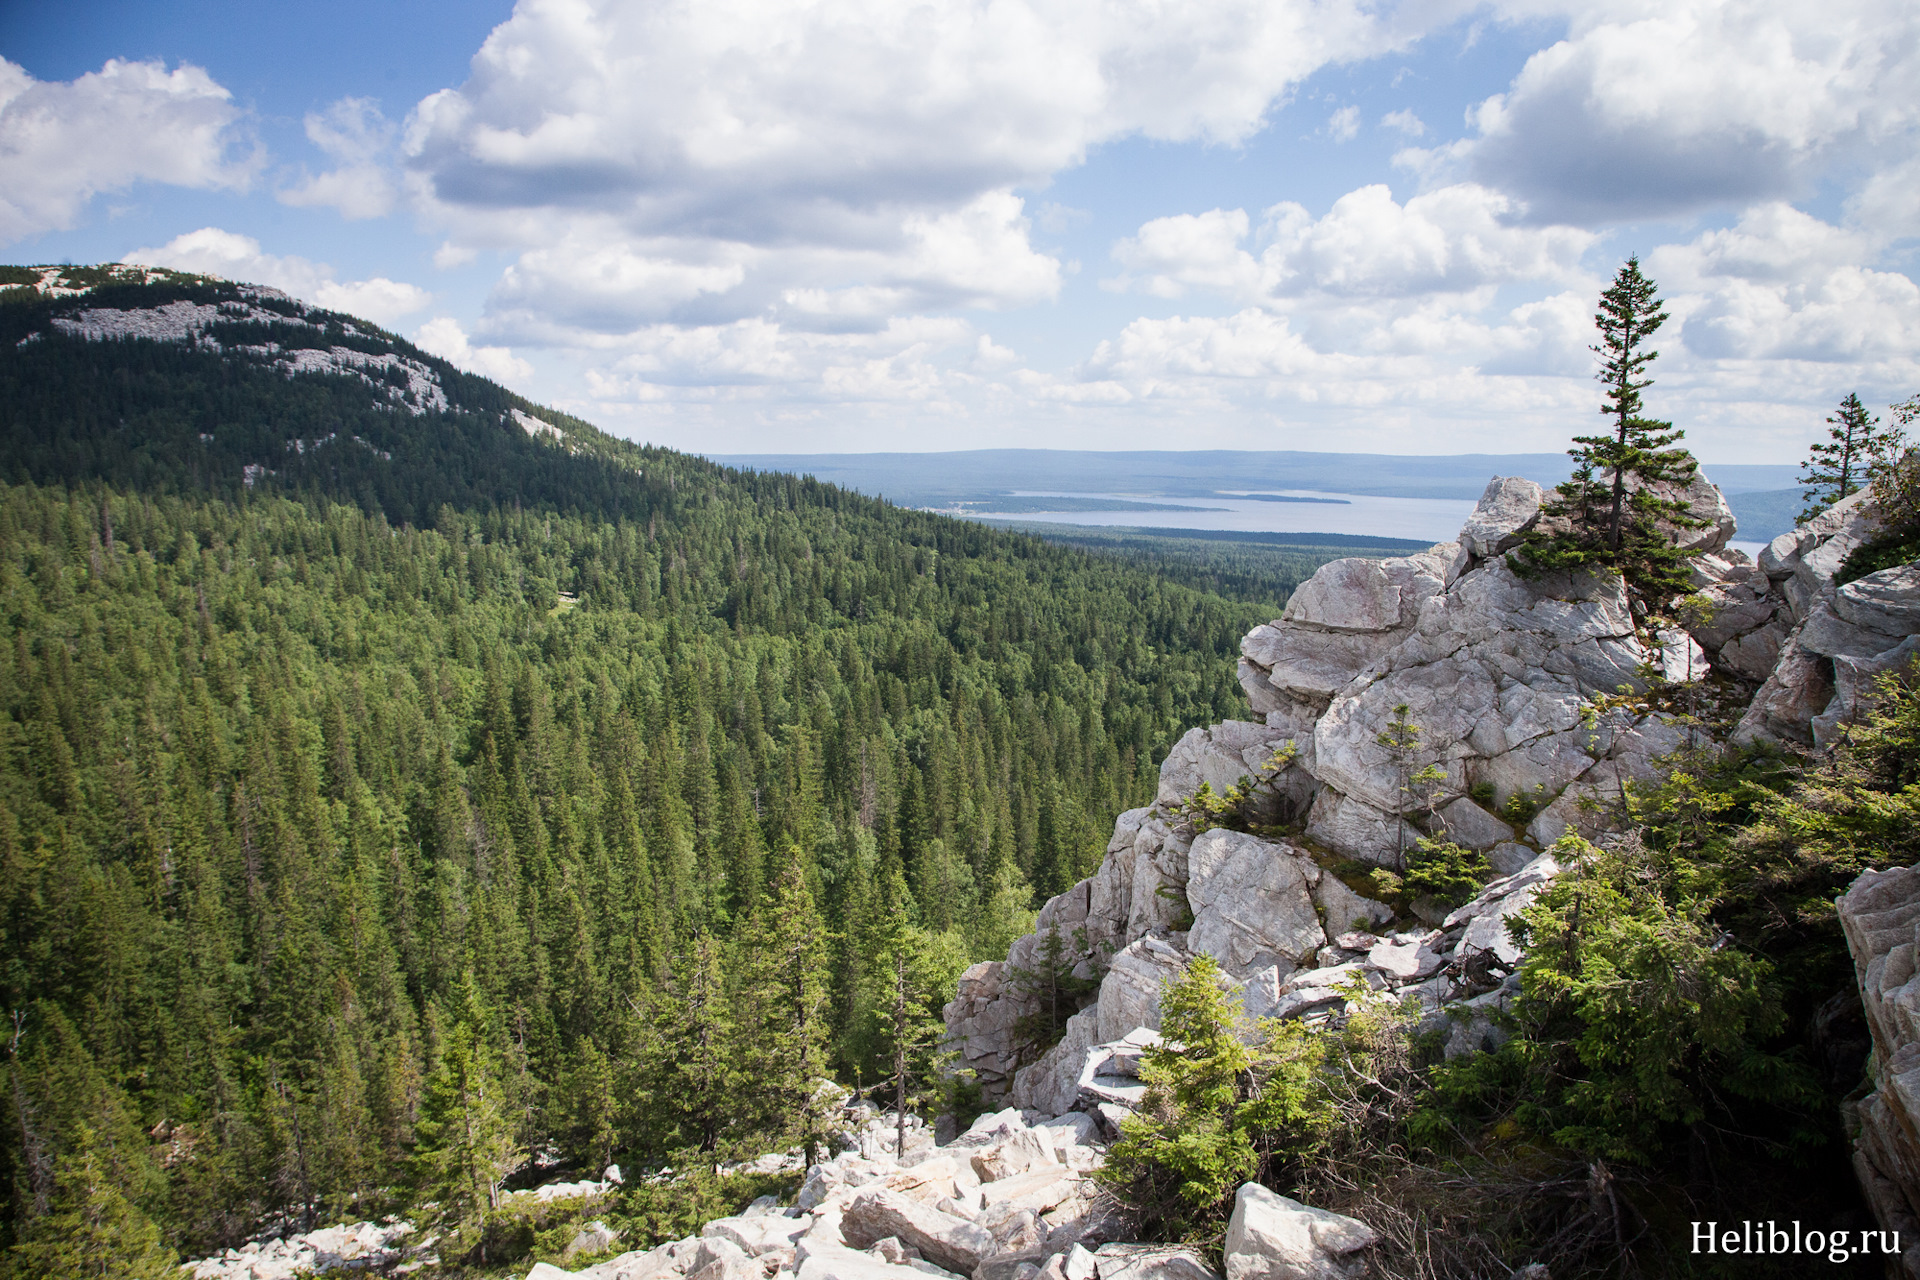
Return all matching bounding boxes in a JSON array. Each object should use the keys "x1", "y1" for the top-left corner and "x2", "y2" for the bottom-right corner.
[{"x1": 949, "y1": 470, "x2": 1918, "y2": 1108}]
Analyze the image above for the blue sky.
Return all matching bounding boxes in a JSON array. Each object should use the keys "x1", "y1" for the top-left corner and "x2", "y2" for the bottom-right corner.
[{"x1": 3, "y1": 0, "x2": 1916, "y2": 462}]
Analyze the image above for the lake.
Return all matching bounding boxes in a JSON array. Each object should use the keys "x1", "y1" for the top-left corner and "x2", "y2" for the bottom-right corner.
[{"x1": 952, "y1": 489, "x2": 1769, "y2": 559}]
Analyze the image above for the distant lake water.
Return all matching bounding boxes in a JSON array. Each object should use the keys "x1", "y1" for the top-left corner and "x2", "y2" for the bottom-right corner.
[
  {"x1": 957, "y1": 489, "x2": 1773, "y2": 561},
  {"x1": 963, "y1": 490, "x2": 1479, "y2": 544}
]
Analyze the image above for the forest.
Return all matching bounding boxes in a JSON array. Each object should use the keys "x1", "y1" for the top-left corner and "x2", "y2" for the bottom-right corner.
[{"x1": 0, "y1": 272, "x2": 1392, "y2": 1271}]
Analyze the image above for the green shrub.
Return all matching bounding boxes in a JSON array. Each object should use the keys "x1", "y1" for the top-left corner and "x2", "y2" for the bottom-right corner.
[
  {"x1": 1096, "y1": 956, "x2": 1339, "y2": 1243},
  {"x1": 1499, "y1": 784, "x2": 1549, "y2": 827},
  {"x1": 1417, "y1": 835, "x2": 1821, "y2": 1165},
  {"x1": 1401, "y1": 838, "x2": 1491, "y2": 908},
  {"x1": 1837, "y1": 529, "x2": 1920, "y2": 585}
]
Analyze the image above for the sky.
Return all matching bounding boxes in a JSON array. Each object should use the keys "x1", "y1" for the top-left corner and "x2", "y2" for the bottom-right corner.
[{"x1": 2, "y1": 0, "x2": 1916, "y2": 463}]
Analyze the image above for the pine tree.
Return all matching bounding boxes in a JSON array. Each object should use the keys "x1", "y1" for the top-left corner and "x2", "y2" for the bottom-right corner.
[
  {"x1": 411, "y1": 986, "x2": 522, "y2": 1253},
  {"x1": 637, "y1": 933, "x2": 738, "y2": 1154},
  {"x1": 1511, "y1": 257, "x2": 1705, "y2": 610},
  {"x1": 863, "y1": 869, "x2": 955, "y2": 1158},
  {"x1": 7, "y1": 1125, "x2": 179, "y2": 1280},
  {"x1": 735, "y1": 854, "x2": 834, "y2": 1162},
  {"x1": 1008, "y1": 920, "x2": 1097, "y2": 1064},
  {"x1": 1800, "y1": 392, "x2": 1897, "y2": 521}
]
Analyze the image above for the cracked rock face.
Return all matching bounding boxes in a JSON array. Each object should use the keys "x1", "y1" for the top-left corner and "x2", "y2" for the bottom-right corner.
[
  {"x1": 950, "y1": 470, "x2": 1920, "y2": 1117},
  {"x1": 1244, "y1": 488, "x2": 1687, "y2": 864},
  {"x1": 1839, "y1": 866, "x2": 1920, "y2": 1248},
  {"x1": 1733, "y1": 491, "x2": 1920, "y2": 750}
]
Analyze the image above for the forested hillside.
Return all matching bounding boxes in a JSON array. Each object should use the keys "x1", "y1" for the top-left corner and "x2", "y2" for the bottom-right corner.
[{"x1": 0, "y1": 269, "x2": 1385, "y2": 1267}]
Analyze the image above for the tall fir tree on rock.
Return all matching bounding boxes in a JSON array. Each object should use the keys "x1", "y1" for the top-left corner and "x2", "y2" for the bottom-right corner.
[
  {"x1": 1800, "y1": 392, "x2": 1898, "y2": 522},
  {"x1": 1511, "y1": 257, "x2": 1705, "y2": 611}
]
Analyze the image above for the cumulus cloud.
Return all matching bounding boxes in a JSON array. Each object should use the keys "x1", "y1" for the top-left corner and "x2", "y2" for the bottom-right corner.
[
  {"x1": 1411, "y1": 0, "x2": 1920, "y2": 225},
  {"x1": 413, "y1": 316, "x2": 535, "y2": 384},
  {"x1": 279, "y1": 97, "x2": 397, "y2": 219},
  {"x1": 401, "y1": 0, "x2": 1415, "y2": 337},
  {"x1": 1651, "y1": 204, "x2": 1920, "y2": 363},
  {"x1": 124, "y1": 228, "x2": 432, "y2": 326},
  {"x1": 1108, "y1": 184, "x2": 1595, "y2": 303},
  {"x1": 1327, "y1": 105, "x2": 1361, "y2": 142},
  {"x1": 0, "y1": 57, "x2": 255, "y2": 243}
]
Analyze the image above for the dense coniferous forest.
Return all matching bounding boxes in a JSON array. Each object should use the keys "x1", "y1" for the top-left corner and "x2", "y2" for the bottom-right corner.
[{"x1": 0, "y1": 271, "x2": 1398, "y2": 1267}]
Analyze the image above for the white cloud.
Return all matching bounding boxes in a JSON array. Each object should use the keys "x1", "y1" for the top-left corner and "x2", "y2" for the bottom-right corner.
[
  {"x1": 1108, "y1": 208, "x2": 1254, "y2": 299},
  {"x1": 124, "y1": 227, "x2": 432, "y2": 327},
  {"x1": 1414, "y1": 0, "x2": 1920, "y2": 225},
  {"x1": 401, "y1": 0, "x2": 1416, "y2": 341},
  {"x1": 1108, "y1": 184, "x2": 1595, "y2": 303},
  {"x1": 0, "y1": 57, "x2": 255, "y2": 243},
  {"x1": 1327, "y1": 105, "x2": 1361, "y2": 142},
  {"x1": 278, "y1": 97, "x2": 397, "y2": 219},
  {"x1": 413, "y1": 316, "x2": 535, "y2": 384},
  {"x1": 1381, "y1": 108, "x2": 1425, "y2": 137},
  {"x1": 1651, "y1": 204, "x2": 1920, "y2": 362}
]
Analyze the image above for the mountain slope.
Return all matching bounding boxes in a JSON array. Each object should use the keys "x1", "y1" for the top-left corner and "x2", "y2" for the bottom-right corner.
[{"x1": 0, "y1": 267, "x2": 1399, "y2": 1268}]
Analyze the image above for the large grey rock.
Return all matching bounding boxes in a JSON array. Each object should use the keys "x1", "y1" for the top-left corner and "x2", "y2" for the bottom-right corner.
[
  {"x1": 1486, "y1": 841, "x2": 1536, "y2": 877},
  {"x1": 1838, "y1": 866, "x2": 1920, "y2": 1248},
  {"x1": 1836, "y1": 567, "x2": 1920, "y2": 638},
  {"x1": 968, "y1": 1133, "x2": 1058, "y2": 1185},
  {"x1": 1185, "y1": 830, "x2": 1327, "y2": 980},
  {"x1": 1815, "y1": 638, "x2": 1920, "y2": 747},
  {"x1": 685, "y1": 1253, "x2": 761, "y2": 1280},
  {"x1": 1458, "y1": 476, "x2": 1544, "y2": 559},
  {"x1": 1303, "y1": 789, "x2": 1422, "y2": 867},
  {"x1": 797, "y1": 1243, "x2": 945, "y2": 1280},
  {"x1": 1309, "y1": 871, "x2": 1393, "y2": 934},
  {"x1": 1733, "y1": 645, "x2": 1836, "y2": 749},
  {"x1": 705, "y1": 1213, "x2": 808, "y2": 1256},
  {"x1": 840, "y1": 1191, "x2": 995, "y2": 1277},
  {"x1": 1434, "y1": 798, "x2": 1513, "y2": 850},
  {"x1": 1093, "y1": 935, "x2": 1190, "y2": 1044},
  {"x1": 1093, "y1": 1244, "x2": 1223, "y2": 1280},
  {"x1": 1283, "y1": 558, "x2": 1404, "y2": 632},
  {"x1": 1443, "y1": 852, "x2": 1562, "y2": 968},
  {"x1": 1156, "y1": 721, "x2": 1300, "y2": 825},
  {"x1": 1222, "y1": 1183, "x2": 1375, "y2": 1280},
  {"x1": 1009, "y1": 1008, "x2": 1099, "y2": 1117}
]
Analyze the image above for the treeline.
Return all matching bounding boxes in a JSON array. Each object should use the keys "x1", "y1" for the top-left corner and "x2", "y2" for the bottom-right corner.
[{"x1": 0, "y1": 474, "x2": 1279, "y2": 1261}]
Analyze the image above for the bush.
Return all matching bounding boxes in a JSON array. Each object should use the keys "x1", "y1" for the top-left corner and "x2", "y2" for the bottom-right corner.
[
  {"x1": 1837, "y1": 528, "x2": 1920, "y2": 585},
  {"x1": 1417, "y1": 835, "x2": 1821, "y2": 1165},
  {"x1": 1096, "y1": 955, "x2": 1333, "y2": 1243},
  {"x1": 1402, "y1": 838, "x2": 1491, "y2": 908}
]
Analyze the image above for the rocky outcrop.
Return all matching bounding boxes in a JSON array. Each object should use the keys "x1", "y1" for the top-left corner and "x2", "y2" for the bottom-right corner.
[
  {"x1": 1839, "y1": 865, "x2": 1920, "y2": 1261},
  {"x1": 1732, "y1": 490, "x2": 1920, "y2": 749},
  {"x1": 950, "y1": 475, "x2": 1726, "y2": 1105},
  {"x1": 999, "y1": 847, "x2": 1560, "y2": 1117},
  {"x1": 183, "y1": 1221, "x2": 423, "y2": 1279}
]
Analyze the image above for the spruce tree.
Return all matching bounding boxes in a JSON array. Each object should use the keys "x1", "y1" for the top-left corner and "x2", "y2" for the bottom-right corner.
[
  {"x1": 1800, "y1": 392, "x2": 1897, "y2": 521},
  {"x1": 6, "y1": 1126, "x2": 179, "y2": 1280},
  {"x1": 411, "y1": 986, "x2": 522, "y2": 1253},
  {"x1": 637, "y1": 933, "x2": 739, "y2": 1154},
  {"x1": 732, "y1": 854, "x2": 834, "y2": 1160},
  {"x1": 1511, "y1": 257, "x2": 1705, "y2": 610},
  {"x1": 863, "y1": 868, "x2": 952, "y2": 1158}
]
